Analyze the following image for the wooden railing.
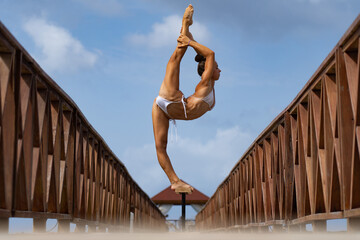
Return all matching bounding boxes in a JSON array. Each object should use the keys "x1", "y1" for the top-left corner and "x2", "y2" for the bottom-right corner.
[
  {"x1": 196, "y1": 15, "x2": 360, "y2": 232},
  {"x1": 0, "y1": 21, "x2": 165, "y2": 233}
]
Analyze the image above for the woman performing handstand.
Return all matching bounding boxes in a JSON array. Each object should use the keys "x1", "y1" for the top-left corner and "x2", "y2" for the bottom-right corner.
[{"x1": 152, "y1": 4, "x2": 221, "y2": 193}]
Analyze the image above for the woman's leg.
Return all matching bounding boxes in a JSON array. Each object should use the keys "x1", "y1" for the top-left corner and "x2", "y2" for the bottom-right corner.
[
  {"x1": 152, "y1": 101, "x2": 193, "y2": 192},
  {"x1": 152, "y1": 101, "x2": 178, "y2": 181},
  {"x1": 158, "y1": 5, "x2": 193, "y2": 100}
]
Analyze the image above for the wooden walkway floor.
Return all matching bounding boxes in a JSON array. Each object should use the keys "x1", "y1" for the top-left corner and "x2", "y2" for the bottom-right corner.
[{"x1": 0, "y1": 232, "x2": 358, "y2": 240}]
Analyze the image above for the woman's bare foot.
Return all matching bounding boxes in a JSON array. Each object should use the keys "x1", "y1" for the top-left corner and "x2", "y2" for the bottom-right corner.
[
  {"x1": 182, "y1": 4, "x2": 194, "y2": 27},
  {"x1": 171, "y1": 180, "x2": 194, "y2": 194}
]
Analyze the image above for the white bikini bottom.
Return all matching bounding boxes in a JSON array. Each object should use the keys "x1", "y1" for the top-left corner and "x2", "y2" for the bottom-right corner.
[{"x1": 155, "y1": 95, "x2": 187, "y2": 119}]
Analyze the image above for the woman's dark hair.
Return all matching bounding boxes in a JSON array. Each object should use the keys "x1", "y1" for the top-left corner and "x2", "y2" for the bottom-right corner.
[{"x1": 195, "y1": 54, "x2": 206, "y2": 76}]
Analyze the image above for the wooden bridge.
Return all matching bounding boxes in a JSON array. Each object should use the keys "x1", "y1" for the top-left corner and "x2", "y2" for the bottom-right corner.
[
  {"x1": 195, "y1": 14, "x2": 360, "y2": 232},
  {"x1": 2, "y1": 13, "x2": 360, "y2": 234},
  {"x1": 0, "y1": 21, "x2": 165, "y2": 233}
]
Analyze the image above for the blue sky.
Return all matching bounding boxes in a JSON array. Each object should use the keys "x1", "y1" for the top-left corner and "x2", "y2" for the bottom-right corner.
[{"x1": 1, "y1": 0, "x2": 359, "y2": 224}]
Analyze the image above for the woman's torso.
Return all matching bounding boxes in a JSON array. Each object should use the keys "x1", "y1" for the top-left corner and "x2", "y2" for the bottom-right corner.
[{"x1": 164, "y1": 83, "x2": 215, "y2": 120}]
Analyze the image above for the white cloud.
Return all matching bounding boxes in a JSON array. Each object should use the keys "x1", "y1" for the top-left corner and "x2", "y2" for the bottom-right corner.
[
  {"x1": 121, "y1": 125, "x2": 253, "y2": 197},
  {"x1": 127, "y1": 15, "x2": 210, "y2": 49},
  {"x1": 75, "y1": 0, "x2": 124, "y2": 16},
  {"x1": 23, "y1": 17, "x2": 98, "y2": 73}
]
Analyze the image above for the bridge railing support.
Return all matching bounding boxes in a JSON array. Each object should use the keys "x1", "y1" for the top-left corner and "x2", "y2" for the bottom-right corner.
[
  {"x1": 58, "y1": 219, "x2": 70, "y2": 233},
  {"x1": 0, "y1": 21, "x2": 166, "y2": 233},
  {"x1": 347, "y1": 217, "x2": 360, "y2": 232},
  {"x1": 33, "y1": 218, "x2": 47, "y2": 233},
  {"x1": 196, "y1": 14, "x2": 360, "y2": 232}
]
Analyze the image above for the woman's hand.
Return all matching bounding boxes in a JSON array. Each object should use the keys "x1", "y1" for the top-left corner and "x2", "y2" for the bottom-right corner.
[
  {"x1": 180, "y1": 27, "x2": 195, "y2": 41},
  {"x1": 177, "y1": 34, "x2": 191, "y2": 48}
]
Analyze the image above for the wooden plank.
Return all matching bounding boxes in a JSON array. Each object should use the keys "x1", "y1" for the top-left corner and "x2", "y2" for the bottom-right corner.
[
  {"x1": 284, "y1": 112, "x2": 294, "y2": 221},
  {"x1": 336, "y1": 47, "x2": 355, "y2": 211},
  {"x1": 290, "y1": 211, "x2": 343, "y2": 224},
  {"x1": 0, "y1": 52, "x2": 15, "y2": 212}
]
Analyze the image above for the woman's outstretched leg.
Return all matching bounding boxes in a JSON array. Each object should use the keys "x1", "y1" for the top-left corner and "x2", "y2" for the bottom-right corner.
[{"x1": 158, "y1": 4, "x2": 193, "y2": 100}]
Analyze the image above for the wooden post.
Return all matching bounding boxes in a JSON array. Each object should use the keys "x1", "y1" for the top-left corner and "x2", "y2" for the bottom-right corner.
[
  {"x1": 98, "y1": 225, "x2": 107, "y2": 232},
  {"x1": 75, "y1": 223, "x2": 85, "y2": 233},
  {"x1": 58, "y1": 219, "x2": 70, "y2": 233},
  {"x1": 0, "y1": 218, "x2": 9, "y2": 233},
  {"x1": 107, "y1": 225, "x2": 118, "y2": 233},
  {"x1": 244, "y1": 227, "x2": 251, "y2": 233},
  {"x1": 312, "y1": 220, "x2": 327, "y2": 232},
  {"x1": 299, "y1": 223, "x2": 306, "y2": 232},
  {"x1": 288, "y1": 224, "x2": 301, "y2": 232},
  {"x1": 181, "y1": 193, "x2": 186, "y2": 231},
  {"x1": 88, "y1": 224, "x2": 97, "y2": 232},
  {"x1": 347, "y1": 218, "x2": 360, "y2": 232},
  {"x1": 284, "y1": 112, "x2": 294, "y2": 222},
  {"x1": 129, "y1": 211, "x2": 134, "y2": 233},
  {"x1": 33, "y1": 218, "x2": 47, "y2": 232},
  {"x1": 272, "y1": 224, "x2": 283, "y2": 232},
  {"x1": 259, "y1": 225, "x2": 269, "y2": 232}
]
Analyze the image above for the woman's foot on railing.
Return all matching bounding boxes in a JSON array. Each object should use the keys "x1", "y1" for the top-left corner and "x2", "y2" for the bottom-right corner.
[{"x1": 171, "y1": 179, "x2": 194, "y2": 194}]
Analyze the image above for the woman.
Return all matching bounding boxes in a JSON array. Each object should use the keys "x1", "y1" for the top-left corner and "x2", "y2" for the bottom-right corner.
[{"x1": 152, "y1": 4, "x2": 221, "y2": 193}]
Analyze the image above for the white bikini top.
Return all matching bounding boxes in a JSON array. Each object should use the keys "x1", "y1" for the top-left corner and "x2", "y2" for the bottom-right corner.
[
  {"x1": 202, "y1": 88, "x2": 215, "y2": 109},
  {"x1": 193, "y1": 88, "x2": 215, "y2": 110}
]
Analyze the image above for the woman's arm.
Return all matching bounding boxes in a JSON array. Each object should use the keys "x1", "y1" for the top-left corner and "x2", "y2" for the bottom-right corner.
[
  {"x1": 178, "y1": 34, "x2": 215, "y2": 83},
  {"x1": 178, "y1": 34, "x2": 213, "y2": 58},
  {"x1": 186, "y1": 31, "x2": 202, "y2": 56}
]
